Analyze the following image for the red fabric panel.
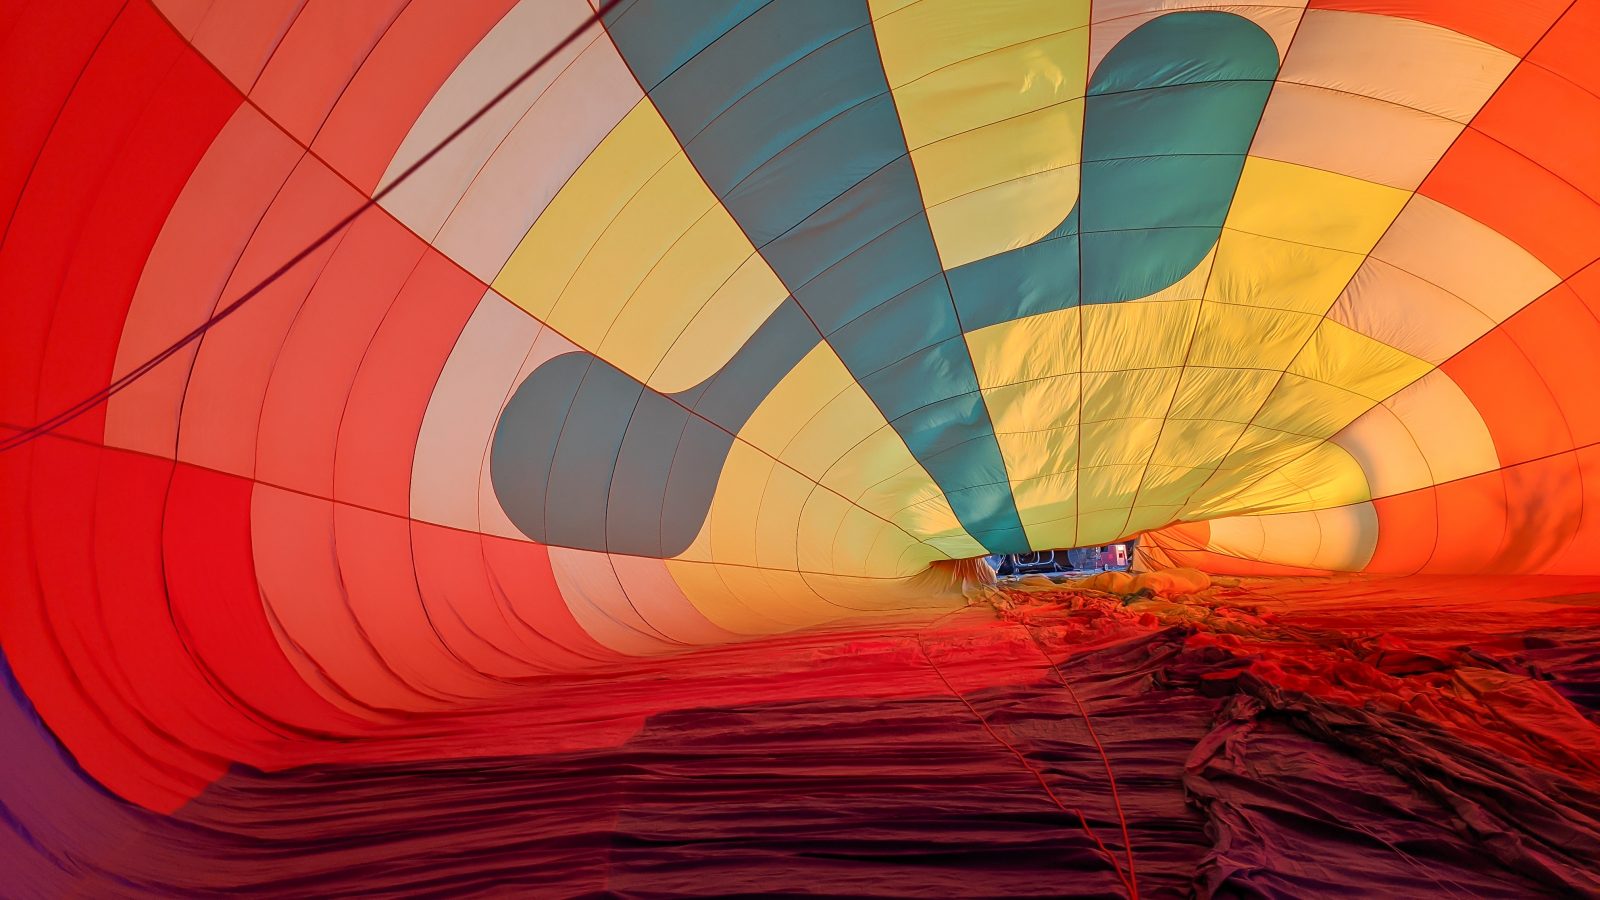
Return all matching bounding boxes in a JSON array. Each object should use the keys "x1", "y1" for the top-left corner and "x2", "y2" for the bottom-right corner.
[
  {"x1": 409, "y1": 523, "x2": 557, "y2": 678},
  {"x1": 33, "y1": 39, "x2": 240, "y2": 444},
  {"x1": 0, "y1": 0, "x2": 124, "y2": 229},
  {"x1": 185, "y1": 0, "x2": 304, "y2": 92},
  {"x1": 176, "y1": 156, "x2": 361, "y2": 476},
  {"x1": 249, "y1": 483, "x2": 441, "y2": 713},
  {"x1": 163, "y1": 464, "x2": 358, "y2": 737},
  {"x1": 1570, "y1": 259, "x2": 1600, "y2": 321},
  {"x1": 93, "y1": 448, "x2": 286, "y2": 762},
  {"x1": 19, "y1": 439, "x2": 218, "y2": 810},
  {"x1": 0, "y1": 2, "x2": 233, "y2": 432},
  {"x1": 331, "y1": 504, "x2": 511, "y2": 701},
  {"x1": 333, "y1": 249, "x2": 482, "y2": 515},
  {"x1": 480, "y1": 533, "x2": 618, "y2": 667},
  {"x1": 103, "y1": 105, "x2": 302, "y2": 456},
  {"x1": 247, "y1": 0, "x2": 410, "y2": 145},
  {"x1": 311, "y1": 0, "x2": 519, "y2": 193},
  {"x1": 254, "y1": 208, "x2": 425, "y2": 498}
]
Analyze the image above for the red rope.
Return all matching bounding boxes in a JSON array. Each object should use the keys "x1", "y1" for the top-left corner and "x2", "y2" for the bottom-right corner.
[
  {"x1": 1019, "y1": 622, "x2": 1140, "y2": 900},
  {"x1": 914, "y1": 631, "x2": 1134, "y2": 898}
]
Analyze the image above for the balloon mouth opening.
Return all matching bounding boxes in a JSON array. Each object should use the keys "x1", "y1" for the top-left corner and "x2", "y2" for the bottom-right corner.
[{"x1": 985, "y1": 542, "x2": 1138, "y2": 580}]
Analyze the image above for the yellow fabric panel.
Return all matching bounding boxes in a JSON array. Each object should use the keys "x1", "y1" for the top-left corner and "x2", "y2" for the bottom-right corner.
[
  {"x1": 1151, "y1": 419, "x2": 1249, "y2": 468},
  {"x1": 704, "y1": 441, "x2": 773, "y2": 567},
  {"x1": 1206, "y1": 229, "x2": 1366, "y2": 314},
  {"x1": 1082, "y1": 417, "x2": 1163, "y2": 468},
  {"x1": 493, "y1": 99, "x2": 671, "y2": 319},
  {"x1": 1123, "y1": 503, "x2": 1183, "y2": 538},
  {"x1": 751, "y1": 461, "x2": 815, "y2": 571},
  {"x1": 741, "y1": 343, "x2": 851, "y2": 456},
  {"x1": 784, "y1": 387, "x2": 897, "y2": 483},
  {"x1": 966, "y1": 306, "x2": 1079, "y2": 387},
  {"x1": 892, "y1": 28, "x2": 1089, "y2": 149},
  {"x1": 1215, "y1": 425, "x2": 1325, "y2": 474},
  {"x1": 595, "y1": 205, "x2": 763, "y2": 383},
  {"x1": 1078, "y1": 507, "x2": 1139, "y2": 545},
  {"x1": 494, "y1": 97, "x2": 786, "y2": 391},
  {"x1": 1217, "y1": 442, "x2": 1372, "y2": 516},
  {"x1": 1013, "y1": 471, "x2": 1078, "y2": 547},
  {"x1": 996, "y1": 428, "x2": 1078, "y2": 484},
  {"x1": 916, "y1": 103, "x2": 1082, "y2": 268},
  {"x1": 913, "y1": 102, "x2": 1082, "y2": 207},
  {"x1": 644, "y1": 251, "x2": 790, "y2": 393},
  {"x1": 926, "y1": 166, "x2": 1081, "y2": 268},
  {"x1": 1280, "y1": 442, "x2": 1372, "y2": 507},
  {"x1": 871, "y1": 0, "x2": 1089, "y2": 91},
  {"x1": 796, "y1": 489, "x2": 858, "y2": 573},
  {"x1": 984, "y1": 375, "x2": 1080, "y2": 434},
  {"x1": 703, "y1": 564, "x2": 843, "y2": 630},
  {"x1": 875, "y1": 0, "x2": 1089, "y2": 269},
  {"x1": 1254, "y1": 375, "x2": 1376, "y2": 437},
  {"x1": 1080, "y1": 368, "x2": 1180, "y2": 423},
  {"x1": 693, "y1": 438, "x2": 932, "y2": 584},
  {"x1": 1226, "y1": 157, "x2": 1410, "y2": 254},
  {"x1": 1134, "y1": 464, "x2": 1216, "y2": 510},
  {"x1": 1169, "y1": 368, "x2": 1279, "y2": 423},
  {"x1": 662, "y1": 560, "x2": 807, "y2": 635},
  {"x1": 733, "y1": 342, "x2": 981, "y2": 563},
  {"x1": 543, "y1": 153, "x2": 715, "y2": 356},
  {"x1": 1288, "y1": 319, "x2": 1432, "y2": 402},
  {"x1": 1188, "y1": 303, "x2": 1321, "y2": 370},
  {"x1": 1080, "y1": 299, "x2": 1198, "y2": 372},
  {"x1": 985, "y1": 376, "x2": 1082, "y2": 519},
  {"x1": 889, "y1": 498, "x2": 990, "y2": 559}
]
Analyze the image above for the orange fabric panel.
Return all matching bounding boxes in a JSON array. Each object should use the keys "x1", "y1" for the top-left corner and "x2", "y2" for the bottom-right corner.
[
  {"x1": 1307, "y1": 0, "x2": 1570, "y2": 54},
  {"x1": 1543, "y1": 445, "x2": 1600, "y2": 575},
  {"x1": 1568, "y1": 259, "x2": 1600, "y2": 321},
  {"x1": 1528, "y1": 0, "x2": 1600, "y2": 96},
  {"x1": 1423, "y1": 471, "x2": 1508, "y2": 574},
  {"x1": 1473, "y1": 62, "x2": 1600, "y2": 205},
  {"x1": 1366, "y1": 489, "x2": 1437, "y2": 574},
  {"x1": 1420, "y1": 127, "x2": 1600, "y2": 278},
  {"x1": 1495, "y1": 452, "x2": 1585, "y2": 573},
  {"x1": 1502, "y1": 285, "x2": 1600, "y2": 448},
  {"x1": 1443, "y1": 326, "x2": 1571, "y2": 468},
  {"x1": 1164, "y1": 549, "x2": 1333, "y2": 578}
]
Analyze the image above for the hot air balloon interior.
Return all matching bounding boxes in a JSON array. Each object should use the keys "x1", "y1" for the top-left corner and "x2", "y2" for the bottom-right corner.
[{"x1": 4, "y1": 0, "x2": 1599, "y2": 896}]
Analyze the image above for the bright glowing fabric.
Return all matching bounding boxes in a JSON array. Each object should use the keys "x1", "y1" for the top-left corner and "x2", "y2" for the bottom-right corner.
[{"x1": 2, "y1": 0, "x2": 1598, "y2": 854}]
